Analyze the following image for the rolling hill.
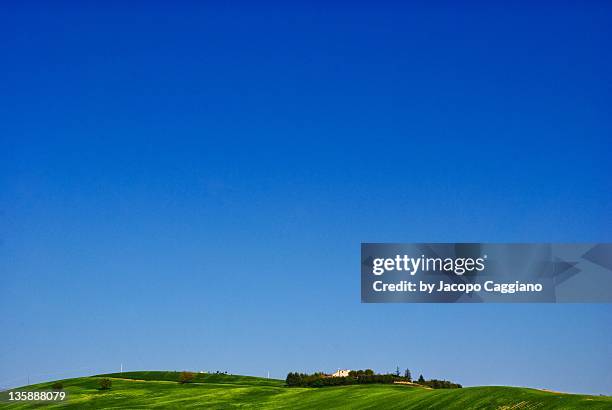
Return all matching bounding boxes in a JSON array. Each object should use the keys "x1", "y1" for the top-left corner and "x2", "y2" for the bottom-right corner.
[{"x1": 1, "y1": 371, "x2": 611, "y2": 409}]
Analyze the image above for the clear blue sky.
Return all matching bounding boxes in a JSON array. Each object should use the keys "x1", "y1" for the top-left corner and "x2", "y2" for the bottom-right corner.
[{"x1": 1, "y1": 2, "x2": 611, "y2": 395}]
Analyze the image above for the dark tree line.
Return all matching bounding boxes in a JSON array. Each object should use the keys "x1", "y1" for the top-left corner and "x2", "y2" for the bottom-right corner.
[
  {"x1": 286, "y1": 369, "x2": 461, "y2": 389},
  {"x1": 416, "y1": 378, "x2": 462, "y2": 389},
  {"x1": 349, "y1": 369, "x2": 374, "y2": 377},
  {"x1": 286, "y1": 372, "x2": 399, "y2": 387},
  {"x1": 413, "y1": 373, "x2": 461, "y2": 389}
]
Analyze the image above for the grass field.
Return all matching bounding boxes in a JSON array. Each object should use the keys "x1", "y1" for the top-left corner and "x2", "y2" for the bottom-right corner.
[{"x1": 1, "y1": 371, "x2": 611, "y2": 409}]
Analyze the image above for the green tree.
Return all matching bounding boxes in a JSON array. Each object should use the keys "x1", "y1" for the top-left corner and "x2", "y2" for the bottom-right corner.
[
  {"x1": 404, "y1": 368, "x2": 411, "y2": 381},
  {"x1": 418, "y1": 374, "x2": 425, "y2": 384},
  {"x1": 98, "y1": 378, "x2": 112, "y2": 390},
  {"x1": 179, "y1": 371, "x2": 195, "y2": 384}
]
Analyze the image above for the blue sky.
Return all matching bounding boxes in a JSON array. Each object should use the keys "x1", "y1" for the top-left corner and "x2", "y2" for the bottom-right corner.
[{"x1": 1, "y1": 2, "x2": 611, "y2": 394}]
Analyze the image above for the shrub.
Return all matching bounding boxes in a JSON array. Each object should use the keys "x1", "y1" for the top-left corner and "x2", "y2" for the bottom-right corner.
[
  {"x1": 98, "y1": 378, "x2": 112, "y2": 390},
  {"x1": 51, "y1": 382, "x2": 63, "y2": 390},
  {"x1": 179, "y1": 371, "x2": 195, "y2": 384}
]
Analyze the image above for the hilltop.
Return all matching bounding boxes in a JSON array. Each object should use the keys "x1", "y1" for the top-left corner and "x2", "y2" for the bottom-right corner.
[{"x1": 1, "y1": 371, "x2": 611, "y2": 409}]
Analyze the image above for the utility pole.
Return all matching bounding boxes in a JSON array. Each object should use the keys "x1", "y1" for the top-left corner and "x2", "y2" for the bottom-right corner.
[
  {"x1": 121, "y1": 363, "x2": 123, "y2": 373},
  {"x1": 267, "y1": 371, "x2": 270, "y2": 379}
]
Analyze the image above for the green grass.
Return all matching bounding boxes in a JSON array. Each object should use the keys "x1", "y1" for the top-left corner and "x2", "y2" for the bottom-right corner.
[{"x1": 1, "y1": 371, "x2": 611, "y2": 409}]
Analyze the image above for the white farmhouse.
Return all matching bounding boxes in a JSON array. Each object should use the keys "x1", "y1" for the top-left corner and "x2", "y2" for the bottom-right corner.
[{"x1": 331, "y1": 369, "x2": 350, "y2": 377}]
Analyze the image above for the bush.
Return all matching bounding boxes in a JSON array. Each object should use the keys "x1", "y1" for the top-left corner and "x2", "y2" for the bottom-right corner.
[
  {"x1": 98, "y1": 378, "x2": 112, "y2": 390},
  {"x1": 51, "y1": 382, "x2": 63, "y2": 390},
  {"x1": 179, "y1": 371, "x2": 195, "y2": 384}
]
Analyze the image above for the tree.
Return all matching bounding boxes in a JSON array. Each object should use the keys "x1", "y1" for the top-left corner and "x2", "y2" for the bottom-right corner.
[
  {"x1": 418, "y1": 374, "x2": 425, "y2": 384},
  {"x1": 51, "y1": 382, "x2": 63, "y2": 390},
  {"x1": 404, "y1": 368, "x2": 411, "y2": 381},
  {"x1": 286, "y1": 372, "x2": 305, "y2": 387},
  {"x1": 99, "y1": 378, "x2": 112, "y2": 390},
  {"x1": 179, "y1": 371, "x2": 195, "y2": 384},
  {"x1": 364, "y1": 369, "x2": 374, "y2": 376},
  {"x1": 395, "y1": 366, "x2": 400, "y2": 377}
]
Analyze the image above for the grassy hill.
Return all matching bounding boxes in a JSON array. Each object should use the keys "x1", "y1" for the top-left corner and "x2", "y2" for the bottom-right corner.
[{"x1": 1, "y1": 371, "x2": 611, "y2": 409}]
